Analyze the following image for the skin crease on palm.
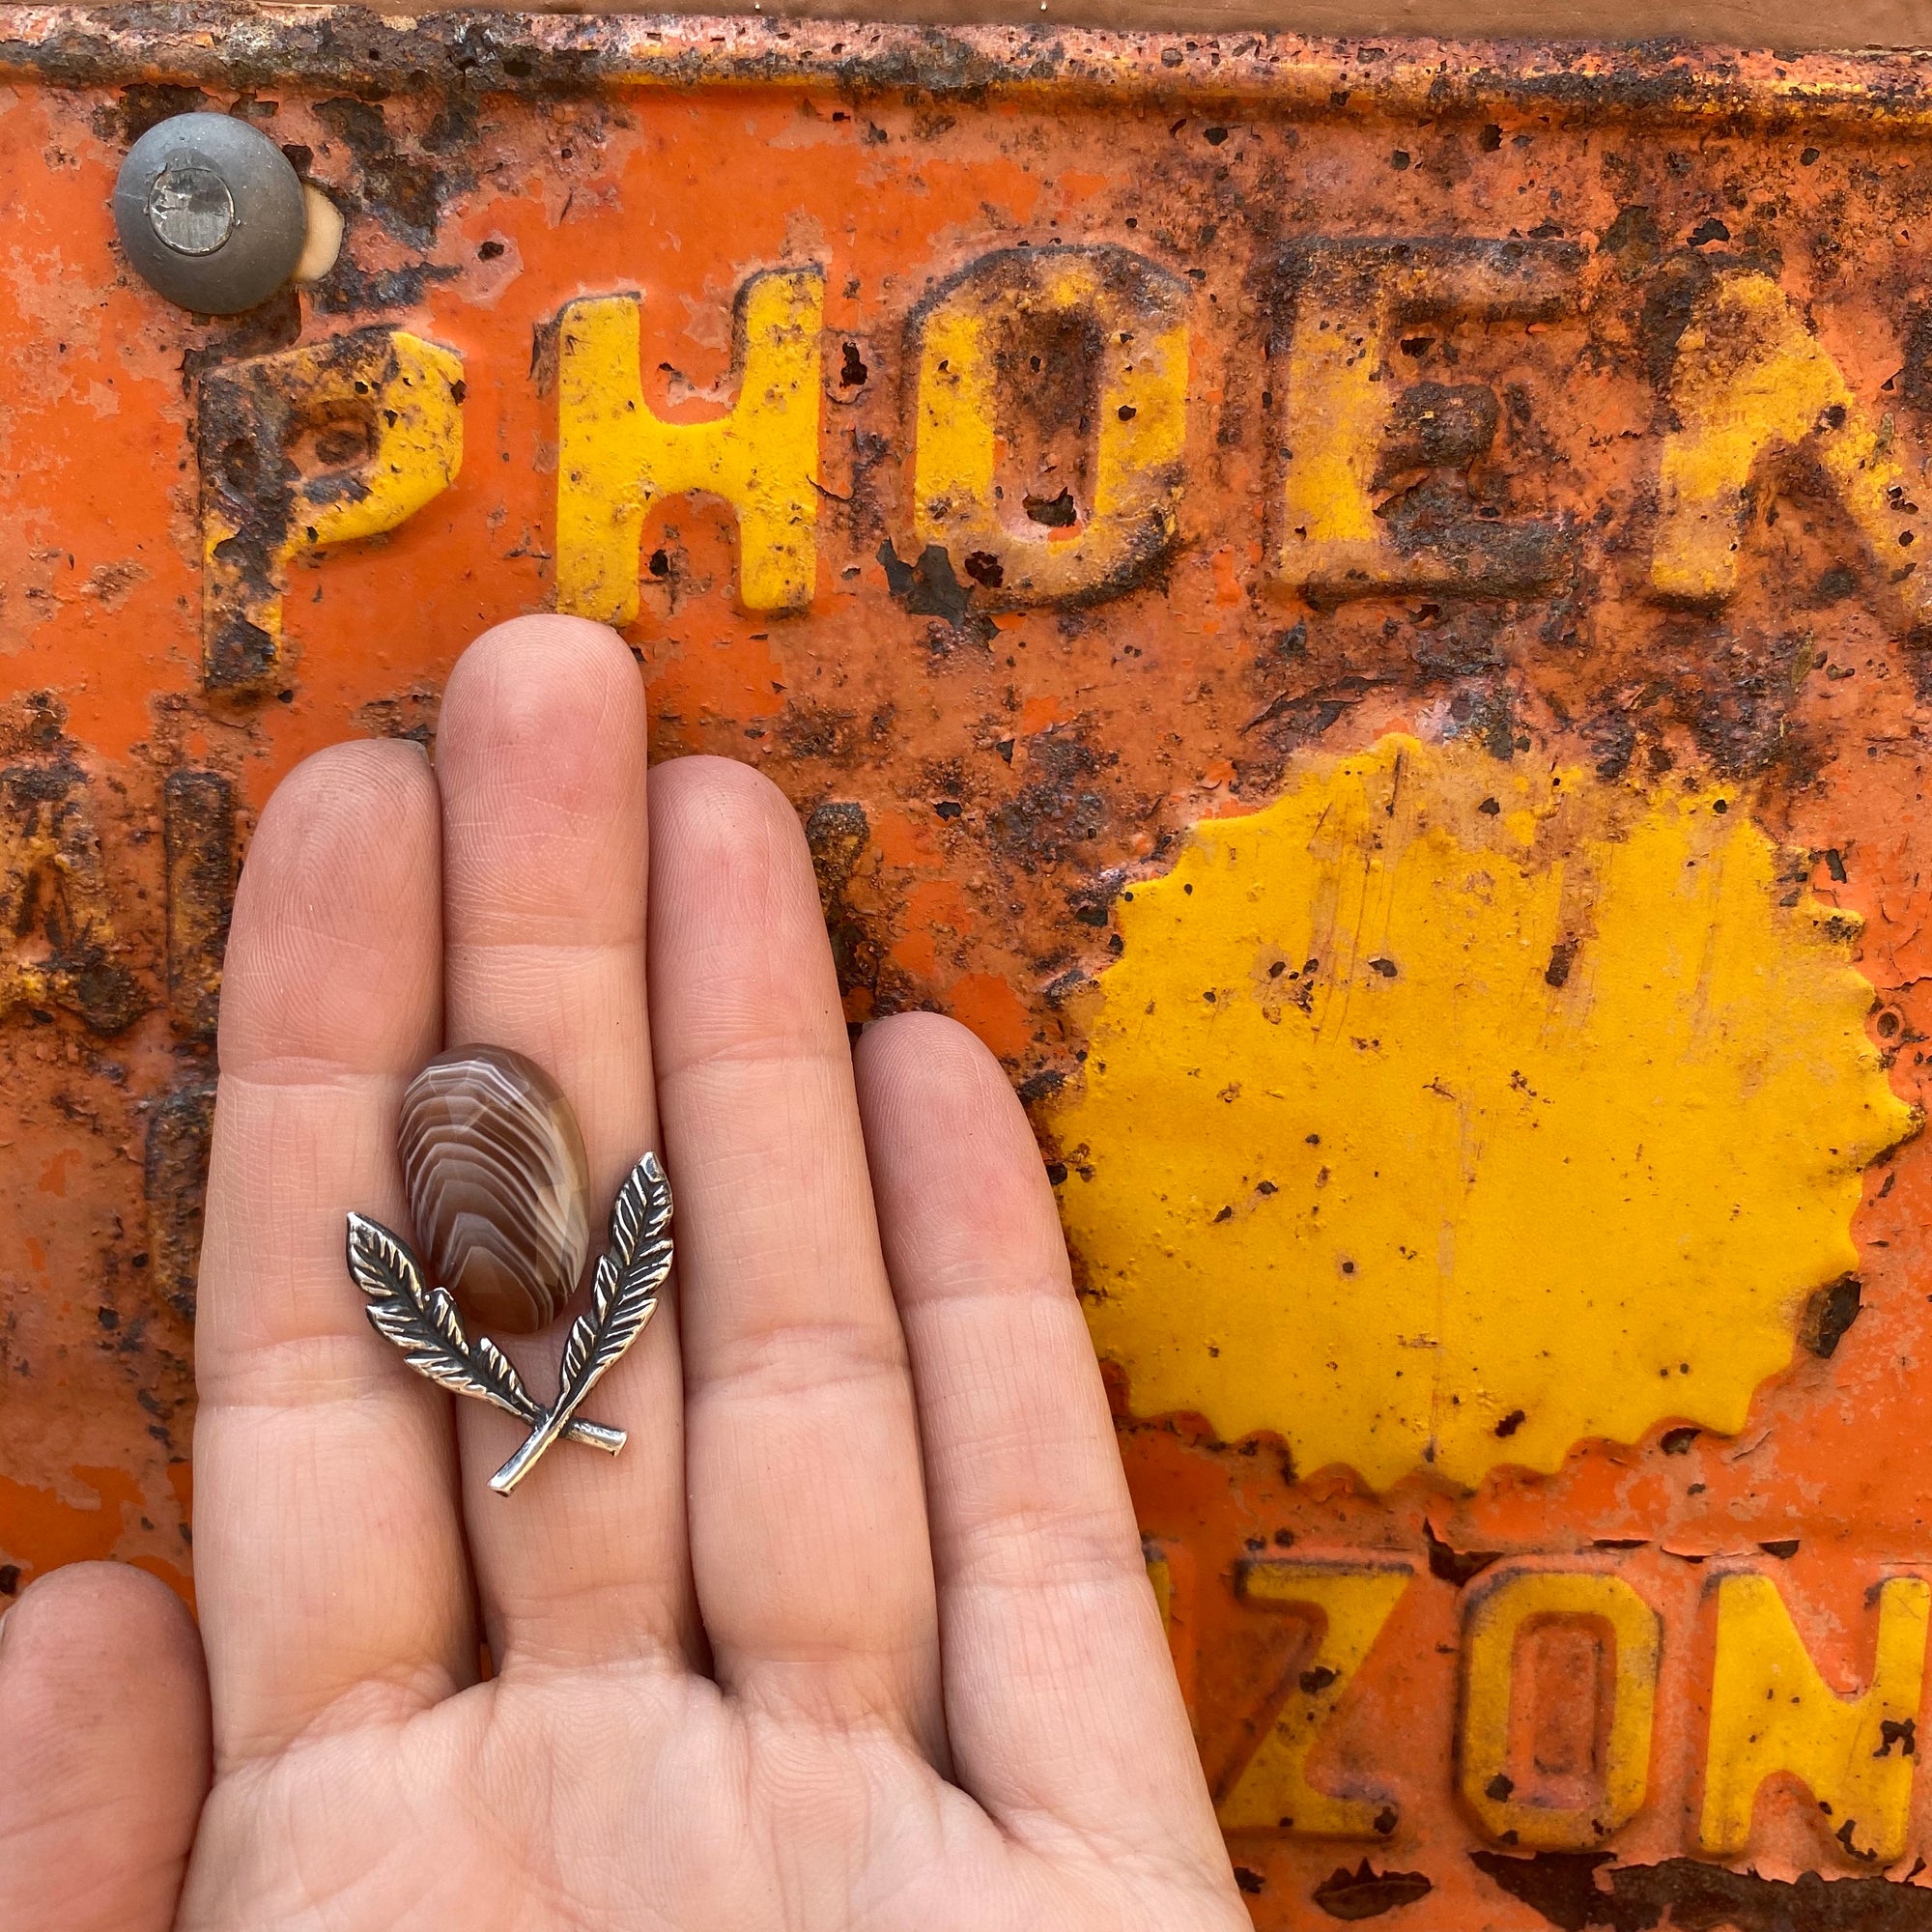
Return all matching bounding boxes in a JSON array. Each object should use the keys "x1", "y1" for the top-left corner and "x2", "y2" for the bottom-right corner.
[{"x1": 0, "y1": 617, "x2": 1247, "y2": 1932}]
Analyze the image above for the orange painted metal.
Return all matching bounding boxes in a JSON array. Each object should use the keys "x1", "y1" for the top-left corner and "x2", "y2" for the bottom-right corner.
[{"x1": 7, "y1": 14, "x2": 1932, "y2": 1925}]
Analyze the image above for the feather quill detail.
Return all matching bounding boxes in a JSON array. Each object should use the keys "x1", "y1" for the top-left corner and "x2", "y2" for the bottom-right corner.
[
  {"x1": 560, "y1": 1153, "x2": 673, "y2": 1401},
  {"x1": 489, "y1": 1152, "x2": 671, "y2": 1494},
  {"x1": 347, "y1": 1213, "x2": 625, "y2": 1454},
  {"x1": 348, "y1": 1213, "x2": 536, "y2": 1419}
]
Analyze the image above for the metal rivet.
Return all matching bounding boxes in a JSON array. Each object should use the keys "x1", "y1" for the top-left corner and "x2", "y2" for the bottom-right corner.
[
  {"x1": 113, "y1": 113, "x2": 308, "y2": 315},
  {"x1": 146, "y1": 165, "x2": 236, "y2": 255}
]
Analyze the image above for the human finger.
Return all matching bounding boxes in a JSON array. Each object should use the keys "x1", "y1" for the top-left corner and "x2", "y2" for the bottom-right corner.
[
  {"x1": 193, "y1": 741, "x2": 471, "y2": 1758},
  {"x1": 650, "y1": 756, "x2": 942, "y2": 1754},
  {"x1": 855, "y1": 1013, "x2": 1229, "y2": 1871},
  {"x1": 432, "y1": 616, "x2": 697, "y2": 1668},
  {"x1": 0, "y1": 1562, "x2": 211, "y2": 1932}
]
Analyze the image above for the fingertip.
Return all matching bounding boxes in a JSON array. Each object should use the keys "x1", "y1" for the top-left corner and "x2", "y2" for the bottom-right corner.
[
  {"x1": 857, "y1": 1010, "x2": 1045, "y2": 1172},
  {"x1": 856, "y1": 1007, "x2": 1013, "y2": 1122},
  {"x1": 436, "y1": 616, "x2": 650, "y2": 947},
  {"x1": 0, "y1": 1563, "x2": 209, "y2": 1932},
  {"x1": 459, "y1": 611, "x2": 637, "y2": 681},
  {"x1": 220, "y1": 738, "x2": 442, "y2": 1073},
  {"x1": 647, "y1": 754, "x2": 821, "y2": 940},
  {"x1": 856, "y1": 1011, "x2": 1066, "y2": 1287},
  {"x1": 250, "y1": 734, "x2": 440, "y2": 858},
  {"x1": 440, "y1": 614, "x2": 646, "y2": 772},
  {"x1": 228, "y1": 738, "x2": 441, "y2": 951},
  {"x1": 648, "y1": 753, "x2": 810, "y2": 870},
  {"x1": 1, "y1": 1565, "x2": 209, "y2": 1752},
  {"x1": 647, "y1": 755, "x2": 838, "y2": 1062},
  {"x1": 3, "y1": 1557, "x2": 200, "y2": 1662}
]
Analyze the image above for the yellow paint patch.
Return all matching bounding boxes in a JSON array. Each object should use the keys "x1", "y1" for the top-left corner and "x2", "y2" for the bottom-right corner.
[{"x1": 1048, "y1": 735, "x2": 1915, "y2": 1490}]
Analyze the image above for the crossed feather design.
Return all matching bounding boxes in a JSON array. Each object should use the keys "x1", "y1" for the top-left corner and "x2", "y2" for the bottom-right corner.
[{"x1": 346, "y1": 1152, "x2": 672, "y2": 1494}]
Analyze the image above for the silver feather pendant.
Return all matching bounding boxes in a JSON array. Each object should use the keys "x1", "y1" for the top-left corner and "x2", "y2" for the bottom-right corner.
[{"x1": 348, "y1": 1145, "x2": 672, "y2": 1495}]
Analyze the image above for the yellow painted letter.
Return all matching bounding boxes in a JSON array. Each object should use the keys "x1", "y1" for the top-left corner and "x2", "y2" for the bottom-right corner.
[
  {"x1": 1700, "y1": 1572, "x2": 1930, "y2": 1863},
  {"x1": 198, "y1": 327, "x2": 464, "y2": 693},
  {"x1": 912, "y1": 245, "x2": 1189, "y2": 604},
  {"x1": 1218, "y1": 1561, "x2": 1412, "y2": 1835},
  {"x1": 1459, "y1": 1568, "x2": 1661, "y2": 1849},
  {"x1": 1654, "y1": 270, "x2": 1929, "y2": 621},
  {"x1": 0, "y1": 762, "x2": 137, "y2": 1033},
  {"x1": 1273, "y1": 240, "x2": 1578, "y2": 601},
  {"x1": 556, "y1": 270, "x2": 824, "y2": 621},
  {"x1": 1145, "y1": 1538, "x2": 1199, "y2": 1715}
]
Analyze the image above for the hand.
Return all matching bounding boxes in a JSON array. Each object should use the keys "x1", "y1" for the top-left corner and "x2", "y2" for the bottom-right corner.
[{"x1": 0, "y1": 619, "x2": 1243, "y2": 1932}]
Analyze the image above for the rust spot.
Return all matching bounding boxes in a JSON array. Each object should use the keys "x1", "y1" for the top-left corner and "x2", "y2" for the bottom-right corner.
[
  {"x1": 805, "y1": 800, "x2": 890, "y2": 1011},
  {"x1": 1474, "y1": 1849, "x2": 1932, "y2": 1929},
  {"x1": 315, "y1": 96, "x2": 449, "y2": 250},
  {"x1": 1312, "y1": 1861, "x2": 1434, "y2": 1920},
  {"x1": 877, "y1": 537, "x2": 987, "y2": 639},
  {"x1": 987, "y1": 728, "x2": 1121, "y2": 871},
  {"x1": 806, "y1": 798, "x2": 869, "y2": 910},
  {"x1": 162, "y1": 770, "x2": 236, "y2": 1044},
  {"x1": 1024, "y1": 487, "x2": 1079, "y2": 528},
  {"x1": 90, "y1": 80, "x2": 214, "y2": 146},
  {"x1": 1425, "y1": 1519, "x2": 1501, "y2": 1586},
  {"x1": 1802, "y1": 1273, "x2": 1862, "y2": 1359},
  {"x1": 144, "y1": 1083, "x2": 215, "y2": 1327}
]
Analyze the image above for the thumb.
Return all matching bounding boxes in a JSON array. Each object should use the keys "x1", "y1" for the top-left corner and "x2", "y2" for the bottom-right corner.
[{"x1": 0, "y1": 1562, "x2": 210, "y2": 1932}]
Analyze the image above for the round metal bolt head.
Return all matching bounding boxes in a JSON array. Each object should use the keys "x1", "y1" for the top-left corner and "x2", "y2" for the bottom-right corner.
[
  {"x1": 147, "y1": 165, "x2": 236, "y2": 255},
  {"x1": 114, "y1": 113, "x2": 308, "y2": 315}
]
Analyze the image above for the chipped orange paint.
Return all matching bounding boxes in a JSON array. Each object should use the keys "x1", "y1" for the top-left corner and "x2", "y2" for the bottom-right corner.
[{"x1": 10, "y1": 12, "x2": 1932, "y2": 1925}]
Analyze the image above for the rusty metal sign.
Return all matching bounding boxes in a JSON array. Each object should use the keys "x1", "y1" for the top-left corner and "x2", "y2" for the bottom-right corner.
[{"x1": 9, "y1": 10, "x2": 1932, "y2": 1924}]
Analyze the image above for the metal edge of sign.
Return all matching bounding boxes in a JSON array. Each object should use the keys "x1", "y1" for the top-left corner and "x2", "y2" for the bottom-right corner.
[{"x1": 0, "y1": 4, "x2": 1929, "y2": 125}]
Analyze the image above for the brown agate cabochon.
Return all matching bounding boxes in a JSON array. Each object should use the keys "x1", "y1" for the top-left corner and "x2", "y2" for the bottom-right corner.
[{"x1": 400, "y1": 1044, "x2": 591, "y2": 1333}]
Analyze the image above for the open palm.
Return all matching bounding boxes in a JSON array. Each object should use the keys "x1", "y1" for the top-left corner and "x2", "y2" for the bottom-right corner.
[{"x1": 0, "y1": 618, "x2": 1242, "y2": 1932}]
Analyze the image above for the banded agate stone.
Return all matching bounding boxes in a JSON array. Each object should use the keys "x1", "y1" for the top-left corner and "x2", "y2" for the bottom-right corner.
[{"x1": 399, "y1": 1044, "x2": 590, "y2": 1333}]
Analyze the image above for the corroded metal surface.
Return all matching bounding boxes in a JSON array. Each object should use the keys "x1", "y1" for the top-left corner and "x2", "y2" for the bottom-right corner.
[{"x1": 5, "y1": 12, "x2": 1932, "y2": 1924}]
